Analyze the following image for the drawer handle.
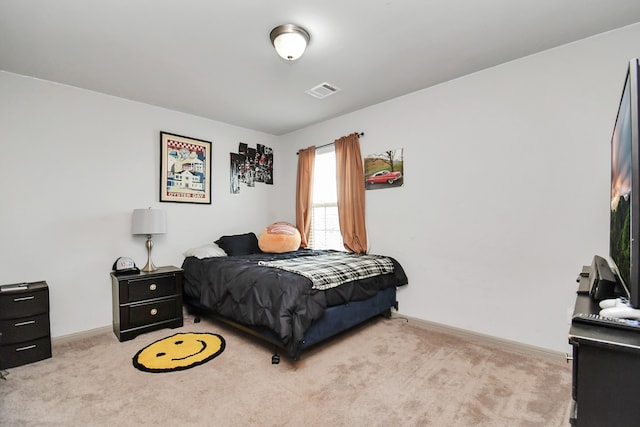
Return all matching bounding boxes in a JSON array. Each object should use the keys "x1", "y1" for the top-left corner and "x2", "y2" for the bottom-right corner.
[
  {"x1": 16, "y1": 344, "x2": 37, "y2": 352},
  {"x1": 565, "y1": 353, "x2": 574, "y2": 363},
  {"x1": 13, "y1": 296, "x2": 35, "y2": 302},
  {"x1": 150, "y1": 308, "x2": 158, "y2": 316},
  {"x1": 149, "y1": 284, "x2": 157, "y2": 291},
  {"x1": 14, "y1": 320, "x2": 36, "y2": 327}
]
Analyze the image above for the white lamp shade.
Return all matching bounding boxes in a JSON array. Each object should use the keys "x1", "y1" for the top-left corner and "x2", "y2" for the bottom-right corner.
[
  {"x1": 131, "y1": 208, "x2": 167, "y2": 235},
  {"x1": 273, "y1": 32, "x2": 307, "y2": 60}
]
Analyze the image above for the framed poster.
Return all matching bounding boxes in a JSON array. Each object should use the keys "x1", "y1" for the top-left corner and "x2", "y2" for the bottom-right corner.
[
  {"x1": 364, "y1": 148, "x2": 404, "y2": 190},
  {"x1": 160, "y1": 131, "x2": 212, "y2": 204}
]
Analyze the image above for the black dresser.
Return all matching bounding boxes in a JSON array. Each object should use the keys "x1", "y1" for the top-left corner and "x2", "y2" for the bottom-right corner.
[
  {"x1": 568, "y1": 268, "x2": 640, "y2": 426},
  {"x1": 111, "y1": 266, "x2": 183, "y2": 341},
  {"x1": 0, "y1": 281, "x2": 52, "y2": 369}
]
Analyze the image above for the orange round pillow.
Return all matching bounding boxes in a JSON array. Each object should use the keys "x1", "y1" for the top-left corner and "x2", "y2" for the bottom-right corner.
[{"x1": 258, "y1": 222, "x2": 301, "y2": 253}]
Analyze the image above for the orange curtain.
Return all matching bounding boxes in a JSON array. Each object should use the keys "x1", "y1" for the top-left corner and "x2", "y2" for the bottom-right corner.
[
  {"x1": 295, "y1": 146, "x2": 316, "y2": 248},
  {"x1": 335, "y1": 133, "x2": 368, "y2": 254}
]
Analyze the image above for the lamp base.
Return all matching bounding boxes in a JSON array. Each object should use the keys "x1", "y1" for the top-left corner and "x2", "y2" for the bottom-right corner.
[
  {"x1": 140, "y1": 261, "x2": 158, "y2": 272},
  {"x1": 142, "y1": 235, "x2": 159, "y2": 272}
]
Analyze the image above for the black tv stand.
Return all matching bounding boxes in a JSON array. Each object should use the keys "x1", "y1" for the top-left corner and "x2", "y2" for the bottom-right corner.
[{"x1": 568, "y1": 265, "x2": 640, "y2": 426}]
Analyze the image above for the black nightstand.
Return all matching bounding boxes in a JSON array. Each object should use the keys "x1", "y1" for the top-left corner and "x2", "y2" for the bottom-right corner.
[
  {"x1": 111, "y1": 266, "x2": 183, "y2": 341},
  {"x1": 0, "y1": 281, "x2": 52, "y2": 369}
]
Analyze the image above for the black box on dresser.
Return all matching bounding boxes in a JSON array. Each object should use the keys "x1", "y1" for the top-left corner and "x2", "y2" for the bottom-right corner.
[
  {"x1": 111, "y1": 266, "x2": 183, "y2": 341},
  {"x1": 0, "y1": 281, "x2": 52, "y2": 369}
]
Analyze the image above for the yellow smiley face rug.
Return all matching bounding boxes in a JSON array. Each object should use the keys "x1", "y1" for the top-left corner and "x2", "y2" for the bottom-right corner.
[{"x1": 132, "y1": 332, "x2": 225, "y2": 373}]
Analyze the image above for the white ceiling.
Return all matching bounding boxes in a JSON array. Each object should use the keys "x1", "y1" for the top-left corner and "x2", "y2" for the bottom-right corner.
[{"x1": 2, "y1": 1, "x2": 640, "y2": 136}]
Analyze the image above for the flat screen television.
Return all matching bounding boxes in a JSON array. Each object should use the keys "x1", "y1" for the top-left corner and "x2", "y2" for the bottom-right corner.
[{"x1": 610, "y1": 57, "x2": 640, "y2": 308}]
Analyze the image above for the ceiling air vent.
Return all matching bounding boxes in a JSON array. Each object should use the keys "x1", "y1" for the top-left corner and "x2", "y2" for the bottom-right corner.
[{"x1": 305, "y1": 82, "x2": 341, "y2": 99}]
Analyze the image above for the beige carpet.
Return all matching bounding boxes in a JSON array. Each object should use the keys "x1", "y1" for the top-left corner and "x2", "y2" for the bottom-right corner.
[{"x1": 0, "y1": 314, "x2": 572, "y2": 426}]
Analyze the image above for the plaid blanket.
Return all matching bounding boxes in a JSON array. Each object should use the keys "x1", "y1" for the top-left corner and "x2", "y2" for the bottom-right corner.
[{"x1": 258, "y1": 252, "x2": 395, "y2": 290}]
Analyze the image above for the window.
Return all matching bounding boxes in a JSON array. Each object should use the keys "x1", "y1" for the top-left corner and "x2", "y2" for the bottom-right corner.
[{"x1": 309, "y1": 149, "x2": 344, "y2": 251}]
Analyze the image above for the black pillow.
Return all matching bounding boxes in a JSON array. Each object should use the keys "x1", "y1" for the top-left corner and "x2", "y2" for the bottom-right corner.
[{"x1": 215, "y1": 232, "x2": 261, "y2": 256}]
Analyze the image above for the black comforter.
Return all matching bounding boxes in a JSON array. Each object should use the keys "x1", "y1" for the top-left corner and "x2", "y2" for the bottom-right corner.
[{"x1": 182, "y1": 249, "x2": 407, "y2": 351}]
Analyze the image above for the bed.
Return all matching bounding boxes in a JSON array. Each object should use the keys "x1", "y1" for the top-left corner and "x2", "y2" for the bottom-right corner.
[{"x1": 181, "y1": 234, "x2": 408, "y2": 362}]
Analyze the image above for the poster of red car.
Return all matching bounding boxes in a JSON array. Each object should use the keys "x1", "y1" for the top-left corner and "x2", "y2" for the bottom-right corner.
[{"x1": 364, "y1": 148, "x2": 404, "y2": 190}]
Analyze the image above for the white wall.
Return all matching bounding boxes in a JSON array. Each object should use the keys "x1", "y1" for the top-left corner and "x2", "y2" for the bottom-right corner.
[
  {"x1": 3, "y1": 23, "x2": 639, "y2": 353},
  {"x1": 277, "y1": 24, "x2": 640, "y2": 353},
  {"x1": 0, "y1": 73, "x2": 283, "y2": 337}
]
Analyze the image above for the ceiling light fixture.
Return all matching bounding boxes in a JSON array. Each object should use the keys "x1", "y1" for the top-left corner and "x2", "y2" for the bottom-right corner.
[{"x1": 270, "y1": 24, "x2": 310, "y2": 61}]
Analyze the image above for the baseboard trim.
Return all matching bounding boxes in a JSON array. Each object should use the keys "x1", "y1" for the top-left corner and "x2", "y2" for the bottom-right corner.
[
  {"x1": 51, "y1": 316, "x2": 566, "y2": 361},
  {"x1": 394, "y1": 313, "x2": 566, "y2": 361},
  {"x1": 52, "y1": 325, "x2": 112, "y2": 346}
]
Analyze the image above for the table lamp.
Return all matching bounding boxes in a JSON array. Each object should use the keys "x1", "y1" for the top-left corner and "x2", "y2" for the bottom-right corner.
[{"x1": 131, "y1": 207, "x2": 167, "y2": 272}]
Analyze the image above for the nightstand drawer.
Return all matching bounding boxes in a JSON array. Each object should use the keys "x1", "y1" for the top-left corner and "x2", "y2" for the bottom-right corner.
[
  {"x1": 0, "y1": 313, "x2": 50, "y2": 344},
  {"x1": 121, "y1": 274, "x2": 178, "y2": 303},
  {"x1": 126, "y1": 297, "x2": 181, "y2": 329},
  {"x1": 0, "y1": 285, "x2": 49, "y2": 320},
  {"x1": 0, "y1": 336, "x2": 52, "y2": 369}
]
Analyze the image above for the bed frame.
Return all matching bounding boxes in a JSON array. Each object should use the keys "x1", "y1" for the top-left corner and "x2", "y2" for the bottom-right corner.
[{"x1": 184, "y1": 286, "x2": 398, "y2": 363}]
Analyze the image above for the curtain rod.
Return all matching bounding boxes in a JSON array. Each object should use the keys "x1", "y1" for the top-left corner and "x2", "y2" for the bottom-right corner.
[{"x1": 297, "y1": 132, "x2": 364, "y2": 155}]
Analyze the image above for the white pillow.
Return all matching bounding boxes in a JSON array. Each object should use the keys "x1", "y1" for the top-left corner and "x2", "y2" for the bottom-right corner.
[{"x1": 182, "y1": 243, "x2": 227, "y2": 259}]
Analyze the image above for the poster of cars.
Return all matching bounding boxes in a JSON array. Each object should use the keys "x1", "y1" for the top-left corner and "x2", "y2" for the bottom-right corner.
[
  {"x1": 230, "y1": 142, "x2": 273, "y2": 193},
  {"x1": 364, "y1": 148, "x2": 404, "y2": 190}
]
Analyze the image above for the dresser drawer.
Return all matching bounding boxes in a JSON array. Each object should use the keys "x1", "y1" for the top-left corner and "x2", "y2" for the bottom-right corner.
[
  {"x1": 0, "y1": 286, "x2": 49, "y2": 320},
  {"x1": 124, "y1": 297, "x2": 182, "y2": 329},
  {"x1": 0, "y1": 313, "x2": 50, "y2": 344},
  {"x1": 0, "y1": 336, "x2": 52, "y2": 369},
  {"x1": 120, "y1": 274, "x2": 179, "y2": 303}
]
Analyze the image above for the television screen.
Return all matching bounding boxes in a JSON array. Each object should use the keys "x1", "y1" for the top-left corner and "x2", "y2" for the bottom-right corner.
[
  {"x1": 610, "y1": 69, "x2": 632, "y2": 290},
  {"x1": 609, "y1": 58, "x2": 640, "y2": 308}
]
